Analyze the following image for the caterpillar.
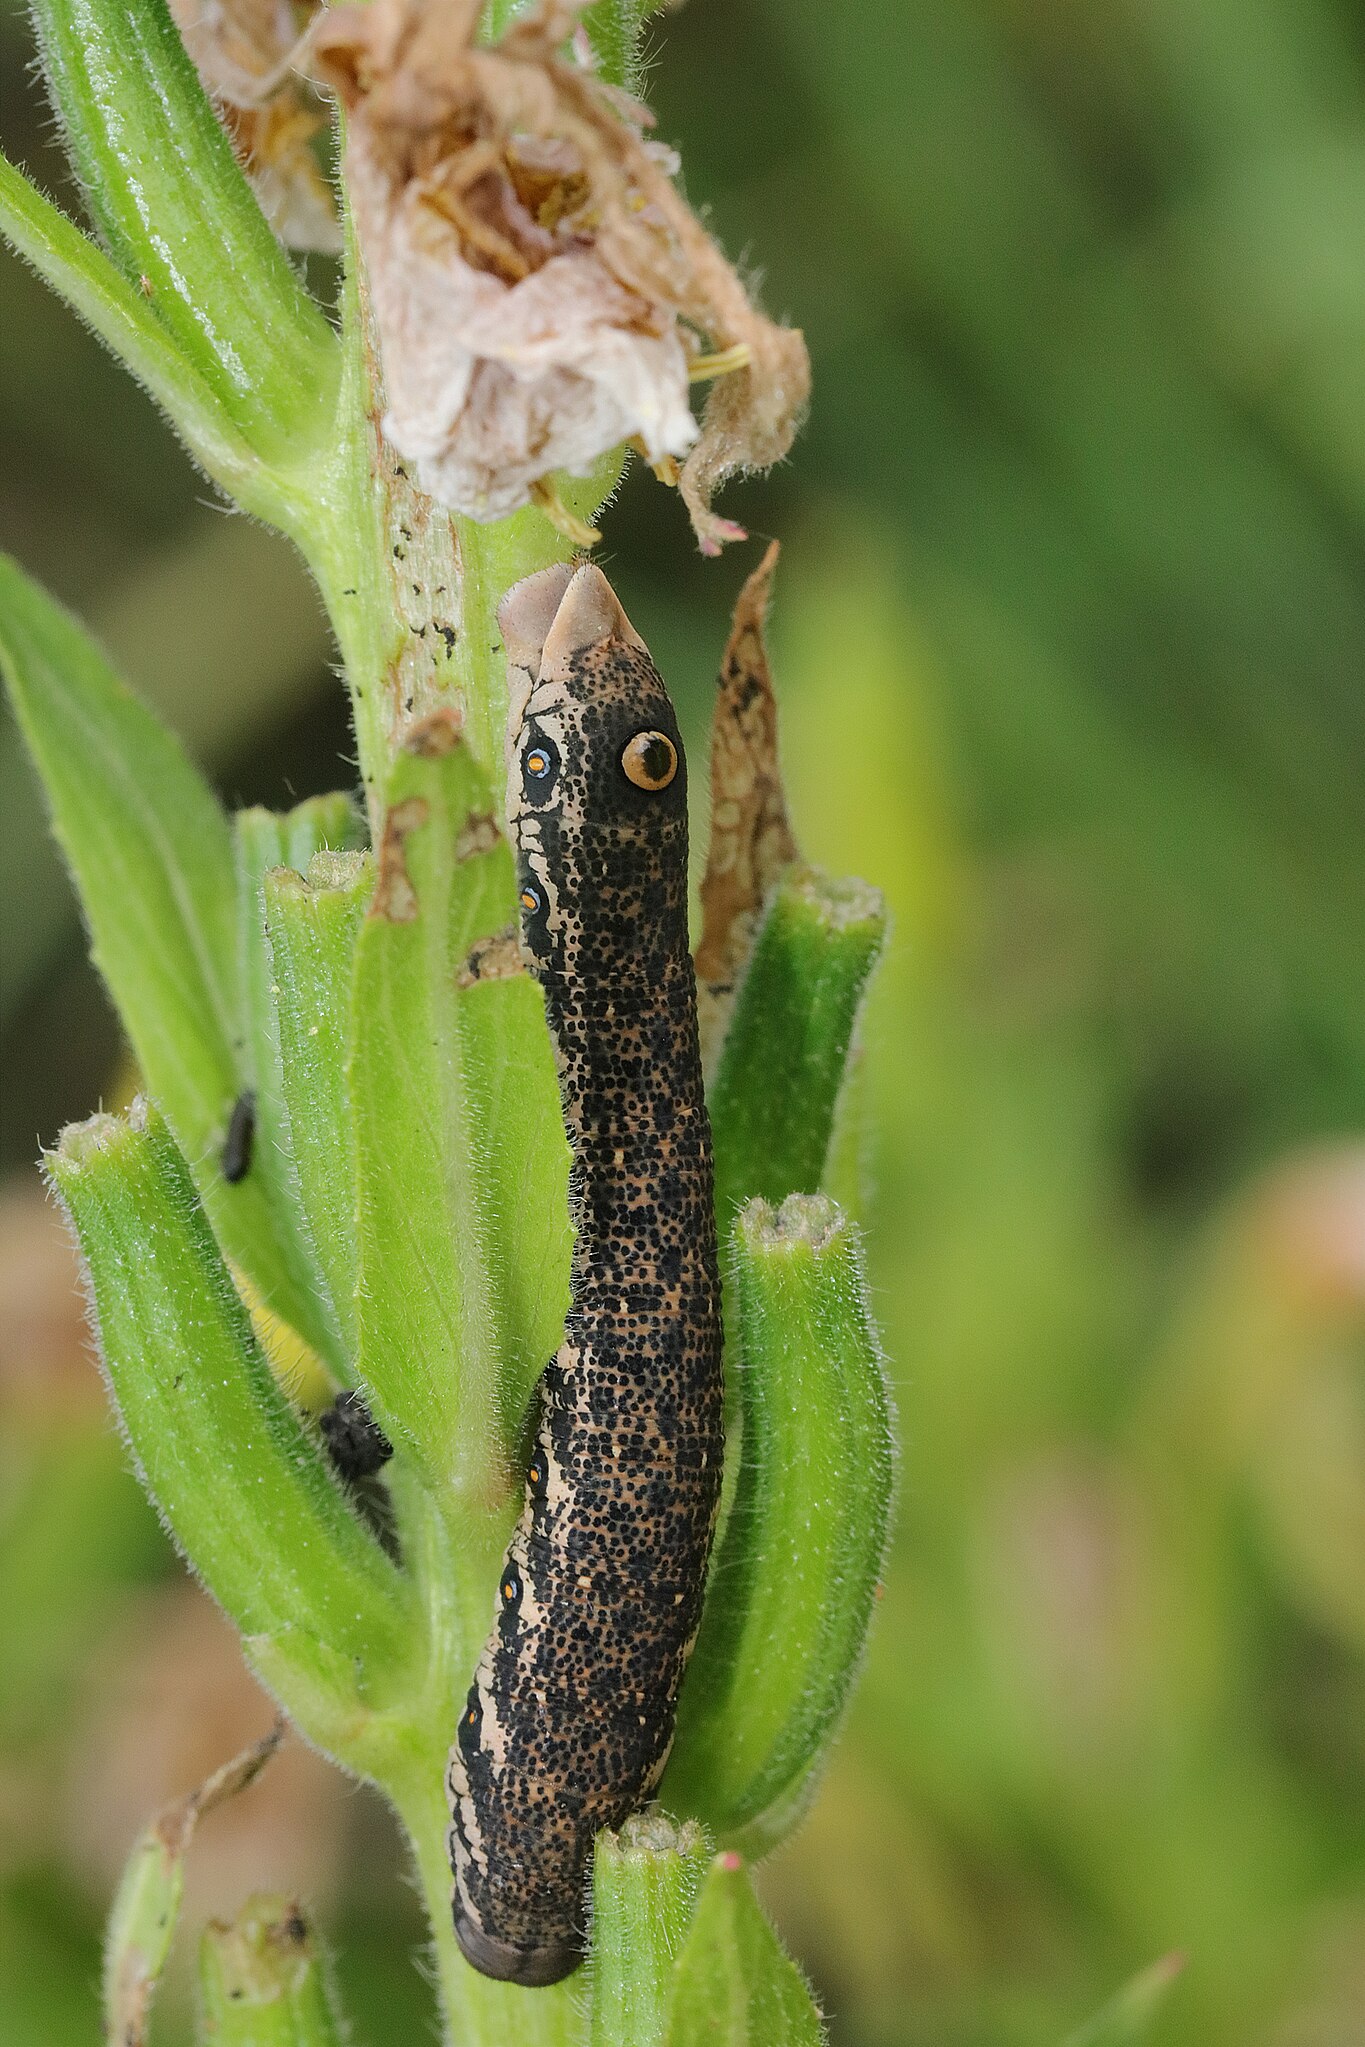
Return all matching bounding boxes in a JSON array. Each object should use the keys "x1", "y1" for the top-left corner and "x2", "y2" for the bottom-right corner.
[{"x1": 446, "y1": 563, "x2": 725, "y2": 1987}]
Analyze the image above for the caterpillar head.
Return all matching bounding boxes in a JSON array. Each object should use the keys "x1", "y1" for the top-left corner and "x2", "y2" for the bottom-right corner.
[{"x1": 499, "y1": 564, "x2": 688, "y2": 980}]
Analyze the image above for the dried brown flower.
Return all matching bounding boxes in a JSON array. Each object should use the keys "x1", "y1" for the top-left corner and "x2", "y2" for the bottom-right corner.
[{"x1": 313, "y1": 0, "x2": 809, "y2": 549}]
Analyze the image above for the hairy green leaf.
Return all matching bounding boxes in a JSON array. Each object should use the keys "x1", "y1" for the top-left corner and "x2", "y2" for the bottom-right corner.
[
  {"x1": 265, "y1": 848, "x2": 374, "y2": 1368},
  {"x1": 662, "y1": 1852, "x2": 824, "y2": 2047},
  {"x1": 48, "y1": 1104, "x2": 417, "y2": 1745},
  {"x1": 664, "y1": 1196, "x2": 894, "y2": 1849},
  {"x1": 236, "y1": 799, "x2": 362, "y2": 1367},
  {"x1": 0, "y1": 555, "x2": 317, "y2": 1338}
]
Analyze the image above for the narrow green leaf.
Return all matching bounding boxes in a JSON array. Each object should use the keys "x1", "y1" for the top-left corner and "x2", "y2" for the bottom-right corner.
[
  {"x1": 29, "y1": 0, "x2": 337, "y2": 456},
  {"x1": 589, "y1": 1816, "x2": 710, "y2": 2047},
  {"x1": 662, "y1": 1852, "x2": 824, "y2": 2047},
  {"x1": 709, "y1": 870, "x2": 886, "y2": 1226},
  {"x1": 47, "y1": 1103, "x2": 417, "y2": 1743},
  {"x1": 1, "y1": 553, "x2": 236, "y2": 1117},
  {"x1": 197, "y1": 1896, "x2": 348, "y2": 2047},
  {"x1": 265, "y1": 849, "x2": 375, "y2": 1368},
  {"x1": 0, "y1": 151, "x2": 273, "y2": 513},
  {"x1": 0, "y1": 556, "x2": 317, "y2": 1338},
  {"x1": 663, "y1": 1196, "x2": 894, "y2": 1850},
  {"x1": 348, "y1": 711, "x2": 568, "y2": 1496},
  {"x1": 236, "y1": 799, "x2": 362, "y2": 1367},
  {"x1": 105, "y1": 1726, "x2": 283, "y2": 2047},
  {"x1": 1063, "y1": 1956, "x2": 1186, "y2": 2047}
]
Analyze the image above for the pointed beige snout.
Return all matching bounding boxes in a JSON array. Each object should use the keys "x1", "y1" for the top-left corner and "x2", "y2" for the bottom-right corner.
[{"x1": 498, "y1": 563, "x2": 647, "y2": 684}]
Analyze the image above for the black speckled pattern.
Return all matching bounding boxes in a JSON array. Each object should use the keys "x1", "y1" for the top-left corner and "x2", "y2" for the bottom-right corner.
[{"x1": 446, "y1": 571, "x2": 724, "y2": 1987}]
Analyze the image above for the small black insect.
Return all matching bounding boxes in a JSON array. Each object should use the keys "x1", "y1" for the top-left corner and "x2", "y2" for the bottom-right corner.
[
  {"x1": 319, "y1": 1388, "x2": 393, "y2": 1480},
  {"x1": 320, "y1": 1389, "x2": 398, "y2": 1558},
  {"x1": 445, "y1": 565, "x2": 724, "y2": 1988},
  {"x1": 221, "y1": 1089, "x2": 256, "y2": 1184}
]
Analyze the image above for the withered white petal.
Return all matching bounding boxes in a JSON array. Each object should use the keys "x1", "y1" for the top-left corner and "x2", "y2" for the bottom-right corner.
[{"x1": 353, "y1": 144, "x2": 696, "y2": 521}]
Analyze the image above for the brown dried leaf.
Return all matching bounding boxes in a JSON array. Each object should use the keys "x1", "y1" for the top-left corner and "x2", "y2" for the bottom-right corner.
[
  {"x1": 680, "y1": 328, "x2": 812, "y2": 556},
  {"x1": 157, "y1": 1717, "x2": 288, "y2": 1859},
  {"x1": 694, "y1": 542, "x2": 799, "y2": 1066},
  {"x1": 313, "y1": 0, "x2": 809, "y2": 545}
]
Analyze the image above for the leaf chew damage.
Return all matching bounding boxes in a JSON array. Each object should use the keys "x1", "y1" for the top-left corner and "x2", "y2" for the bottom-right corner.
[{"x1": 312, "y1": 0, "x2": 809, "y2": 550}]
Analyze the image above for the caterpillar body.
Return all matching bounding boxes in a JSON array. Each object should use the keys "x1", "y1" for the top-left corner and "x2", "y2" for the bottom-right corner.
[{"x1": 446, "y1": 565, "x2": 724, "y2": 1987}]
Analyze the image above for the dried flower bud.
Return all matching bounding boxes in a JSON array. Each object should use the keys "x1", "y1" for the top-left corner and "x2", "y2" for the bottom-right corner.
[{"x1": 313, "y1": 0, "x2": 809, "y2": 548}]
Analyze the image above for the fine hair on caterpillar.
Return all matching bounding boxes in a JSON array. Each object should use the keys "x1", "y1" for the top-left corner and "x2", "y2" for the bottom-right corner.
[{"x1": 445, "y1": 564, "x2": 724, "y2": 1987}]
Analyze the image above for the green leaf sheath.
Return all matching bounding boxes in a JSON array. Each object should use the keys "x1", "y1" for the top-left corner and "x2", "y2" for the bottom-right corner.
[
  {"x1": 235, "y1": 800, "x2": 363, "y2": 1368},
  {"x1": 662, "y1": 1853, "x2": 825, "y2": 2047},
  {"x1": 0, "y1": 556, "x2": 321, "y2": 1346},
  {"x1": 588, "y1": 1818, "x2": 711, "y2": 2047},
  {"x1": 663, "y1": 1196, "x2": 895, "y2": 1850},
  {"x1": 0, "y1": 152, "x2": 269, "y2": 512},
  {"x1": 47, "y1": 1104, "x2": 417, "y2": 1742},
  {"x1": 28, "y1": 0, "x2": 337, "y2": 457},
  {"x1": 708, "y1": 869, "x2": 887, "y2": 1226},
  {"x1": 348, "y1": 718, "x2": 569, "y2": 1494},
  {"x1": 264, "y1": 849, "x2": 375, "y2": 1369},
  {"x1": 197, "y1": 1898, "x2": 348, "y2": 2047}
]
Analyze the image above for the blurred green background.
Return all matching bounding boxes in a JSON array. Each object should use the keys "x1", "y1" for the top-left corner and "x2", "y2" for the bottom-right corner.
[{"x1": 3, "y1": 1, "x2": 1364, "y2": 2043}]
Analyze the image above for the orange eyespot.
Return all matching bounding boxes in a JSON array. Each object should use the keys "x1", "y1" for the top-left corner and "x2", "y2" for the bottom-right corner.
[
  {"x1": 621, "y1": 729, "x2": 678, "y2": 791},
  {"x1": 526, "y1": 748, "x2": 550, "y2": 777},
  {"x1": 520, "y1": 887, "x2": 540, "y2": 914}
]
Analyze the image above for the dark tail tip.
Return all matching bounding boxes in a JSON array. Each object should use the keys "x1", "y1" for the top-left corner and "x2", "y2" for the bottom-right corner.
[{"x1": 453, "y1": 1908, "x2": 581, "y2": 1987}]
